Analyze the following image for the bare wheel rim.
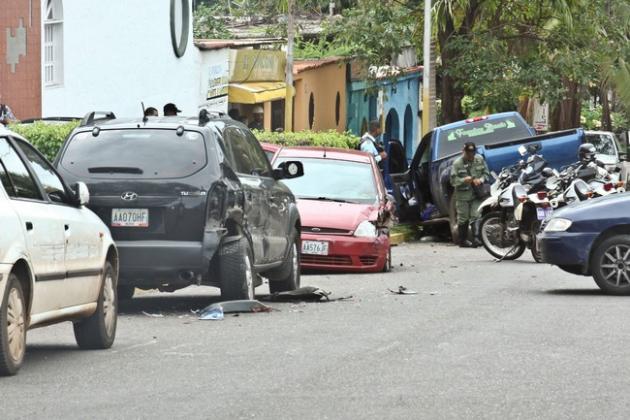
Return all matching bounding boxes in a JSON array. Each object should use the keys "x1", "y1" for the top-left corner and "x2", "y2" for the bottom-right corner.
[
  {"x1": 244, "y1": 254, "x2": 254, "y2": 300},
  {"x1": 481, "y1": 215, "x2": 521, "y2": 257},
  {"x1": 600, "y1": 244, "x2": 630, "y2": 288},
  {"x1": 291, "y1": 242, "x2": 299, "y2": 287},
  {"x1": 7, "y1": 287, "x2": 26, "y2": 364},
  {"x1": 102, "y1": 272, "x2": 116, "y2": 336}
]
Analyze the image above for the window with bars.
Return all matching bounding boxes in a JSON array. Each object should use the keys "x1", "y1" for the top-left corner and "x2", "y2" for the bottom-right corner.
[{"x1": 44, "y1": 0, "x2": 63, "y2": 86}]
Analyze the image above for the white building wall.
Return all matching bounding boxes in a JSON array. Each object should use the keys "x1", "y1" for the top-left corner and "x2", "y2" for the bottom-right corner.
[{"x1": 42, "y1": 0, "x2": 213, "y2": 118}]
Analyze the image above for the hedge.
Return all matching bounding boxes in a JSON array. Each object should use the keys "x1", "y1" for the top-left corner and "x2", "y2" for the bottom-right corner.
[
  {"x1": 7, "y1": 122, "x2": 359, "y2": 162},
  {"x1": 253, "y1": 129, "x2": 360, "y2": 149},
  {"x1": 9, "y1": 121, "x2": 79, "y2": 161}
]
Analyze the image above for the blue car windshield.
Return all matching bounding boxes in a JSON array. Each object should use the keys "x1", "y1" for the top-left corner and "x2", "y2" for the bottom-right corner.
[
  {"x1": 437, "y1": 116, "x2": 531, "y2": 159},
  {"x1": 275, "y1": 157, "x2": 378, "y2": 204}
]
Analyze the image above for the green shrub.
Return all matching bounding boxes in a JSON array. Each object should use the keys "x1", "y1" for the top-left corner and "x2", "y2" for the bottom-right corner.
[
  {"x1": 9, "y1": 120, "x2": 79, "y2": 161},
  {"x1": 253, "y1": 130, "x2": 360, "y2": 149}
]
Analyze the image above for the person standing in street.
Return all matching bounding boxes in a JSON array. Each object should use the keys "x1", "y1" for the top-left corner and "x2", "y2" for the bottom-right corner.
[
  {"x1": 0, "y1": 94, "x2": 17, "y2": 126},
  {"x1": 360, "y1": 120, "x2": 387, "y2": 164},
  {"x1": 450, "y1": 142, "x2": 490, "y2": 248}
]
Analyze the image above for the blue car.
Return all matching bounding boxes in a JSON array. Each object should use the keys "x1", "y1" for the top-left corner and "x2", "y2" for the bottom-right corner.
[{"x1": 538, "y1": 193, "x2": 630, "y2": 295}]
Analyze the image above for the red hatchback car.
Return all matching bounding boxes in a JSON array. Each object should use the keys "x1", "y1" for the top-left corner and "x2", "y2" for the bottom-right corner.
[{"x1": 270, "y1": 146, "x2": 394, "y2": 272}]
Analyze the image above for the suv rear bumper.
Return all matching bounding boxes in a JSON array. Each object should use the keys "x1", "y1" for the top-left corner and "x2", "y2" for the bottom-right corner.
[{"x1": 116, "y1": 232, "x2": 222, "y2": 285}]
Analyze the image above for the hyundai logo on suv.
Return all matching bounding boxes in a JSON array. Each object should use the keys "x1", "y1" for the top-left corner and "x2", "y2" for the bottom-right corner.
[{"x1": 121, "y1": 192, "x2": 138, "y2": 201}]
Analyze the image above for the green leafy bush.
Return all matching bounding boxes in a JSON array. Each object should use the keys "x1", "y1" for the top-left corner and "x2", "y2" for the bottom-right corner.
[
  {"x1": 253, "y1": 130, "x2": 360, "y2": 149},
  {"x1": 9, "y1": 121, "x2": 79, "y2": 161}
]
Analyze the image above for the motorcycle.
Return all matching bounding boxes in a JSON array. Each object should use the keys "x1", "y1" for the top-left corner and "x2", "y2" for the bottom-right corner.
[{"x1": 478, "y1": 144, "x2": 551, "y2": 261}]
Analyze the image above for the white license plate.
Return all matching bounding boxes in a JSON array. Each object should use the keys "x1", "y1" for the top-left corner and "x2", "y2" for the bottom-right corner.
[
  {"x1": 536, "y1": 207, "x2": 553, "y2": 220},
  {"x1": 111, "y1": 208, "x2": 149, "y2": 227},
  {"x1": 301, "y1": 240, "x2": 329, "y2": 255}
]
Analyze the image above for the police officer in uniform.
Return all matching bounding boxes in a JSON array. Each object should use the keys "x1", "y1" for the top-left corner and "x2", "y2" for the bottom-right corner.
[{"x1": 450, "y1": 142, "x2": 490, "y2": 248}]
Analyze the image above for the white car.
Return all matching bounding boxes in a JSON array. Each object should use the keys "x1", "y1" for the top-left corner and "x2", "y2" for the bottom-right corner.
[{"x1": 0, "y1": 127, "x2": 118, "y2": 376}]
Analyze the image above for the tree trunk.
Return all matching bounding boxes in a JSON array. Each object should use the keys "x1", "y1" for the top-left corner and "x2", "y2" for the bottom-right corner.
[
  {"x1": 438, "y1": 16, "x2": 465, "y2": 124},
  {"x1": 550, "y1": 79, "x2": 582, "y2": 131},
  {"x1": 601, "y1": 86, "x2": 612, "y2": 131}
]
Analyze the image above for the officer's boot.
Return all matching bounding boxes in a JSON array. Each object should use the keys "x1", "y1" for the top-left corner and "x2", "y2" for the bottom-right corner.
[
  {"x1": 458, "y1": 224, "x2": 473, "y2": 248},
  {"x1": 470, "y1": 220, "x2": 482, "y2": 248}
]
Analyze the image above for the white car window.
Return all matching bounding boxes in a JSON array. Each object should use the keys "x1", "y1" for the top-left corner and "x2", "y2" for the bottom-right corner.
[
  {"x1": 15, "y1": 139, "x2": 68, "y2": 203},
  {"x1": 0, "y1": 138, "x2": 42, "y2": 200}
]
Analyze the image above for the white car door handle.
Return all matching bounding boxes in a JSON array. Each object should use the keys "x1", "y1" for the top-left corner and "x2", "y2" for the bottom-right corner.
[{"x1": 25, "y1": 222, "x2": 33, "y2": 231}]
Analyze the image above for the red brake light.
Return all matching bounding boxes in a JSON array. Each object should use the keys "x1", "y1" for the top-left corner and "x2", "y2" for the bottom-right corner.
[
  {"x1": 537, "y1": 191, "x2": 547, "y2": 200},
  {"x1": 604, "y1": 183, "x2": 613, "y2": 191},
  {"x1": 465, "y1": 116, "x2": 488, "y2": 123}
]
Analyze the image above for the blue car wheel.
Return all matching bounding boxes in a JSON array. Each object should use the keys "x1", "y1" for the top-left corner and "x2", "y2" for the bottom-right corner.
[{"x1": 591, "y1": 235, "x2": 630, "y2": 295}]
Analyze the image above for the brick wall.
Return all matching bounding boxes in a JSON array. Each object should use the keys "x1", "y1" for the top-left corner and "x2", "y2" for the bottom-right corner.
[{"x1": 0, "y1": 0, "x2": 42, "y2": 120}]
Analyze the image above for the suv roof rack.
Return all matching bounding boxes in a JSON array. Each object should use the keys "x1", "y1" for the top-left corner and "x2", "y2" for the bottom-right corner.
[{"x1": 79, "y1": 111, "x2": 116, "y2": 127}]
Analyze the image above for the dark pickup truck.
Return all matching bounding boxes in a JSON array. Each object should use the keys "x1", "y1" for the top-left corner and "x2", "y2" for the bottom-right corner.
[{"x1": 391, "y1": 112, "x2": 587, "y2": 239}]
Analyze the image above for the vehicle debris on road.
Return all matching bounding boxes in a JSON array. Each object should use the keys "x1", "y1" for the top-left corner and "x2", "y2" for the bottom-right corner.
[
  {"x1": 198, "y1": 300, "x2": 275, "y2": 320},
  {"x1": 141, "y1": 311, "x2": 165, "y2": 318},
  {"x1": 264, "y1": 286, "x2": 353, "y2": 302},
  {"x1": 388, "y1": 286, "x2": 418, "y2": 295}
]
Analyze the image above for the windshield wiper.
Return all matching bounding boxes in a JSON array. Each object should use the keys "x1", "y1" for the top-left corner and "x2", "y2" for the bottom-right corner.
[{"x1": 88, "y1": 166, "x2": 143, "y2": 174}]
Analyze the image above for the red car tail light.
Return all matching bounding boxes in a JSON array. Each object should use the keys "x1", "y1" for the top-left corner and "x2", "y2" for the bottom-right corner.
[
  {"x1": 537, "y1": 191, "x2": 547, "y2": 200},
  {"x1": 604, "y1": 183, "x2": 613, "y2": 191}
]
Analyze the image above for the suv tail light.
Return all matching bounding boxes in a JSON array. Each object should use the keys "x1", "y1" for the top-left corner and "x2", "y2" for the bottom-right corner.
[
  {"x1": 537, "y1": 191, "x2": 547, "y2": 200},
  {"x1": 206, "y1": 183, "x2": 227, "y2": 228},
  {"x1": 604, "y1": 183, "x2": 613, "y2": 191}
]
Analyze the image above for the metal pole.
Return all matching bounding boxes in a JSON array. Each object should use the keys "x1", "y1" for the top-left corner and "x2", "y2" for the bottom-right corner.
[
  {"x1": 422, "y1": 0, "x2": 435, "y2": 135},
  {"x1": 284, "y1": 0, "x2": 295, "y2": 132}
]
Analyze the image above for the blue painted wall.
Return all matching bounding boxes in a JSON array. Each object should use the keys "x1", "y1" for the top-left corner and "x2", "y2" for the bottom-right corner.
[{"x1": 347, "y1": 71, "x2": 421, "y2": 160}]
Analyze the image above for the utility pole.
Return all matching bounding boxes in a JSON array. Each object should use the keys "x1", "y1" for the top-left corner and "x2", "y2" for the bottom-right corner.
[
  {"x1": 284, "y1": 0, "x2": 295, "y2": 132},
  {"x1": 422, "y1": 0, "x2": 436, "y2": 135}
]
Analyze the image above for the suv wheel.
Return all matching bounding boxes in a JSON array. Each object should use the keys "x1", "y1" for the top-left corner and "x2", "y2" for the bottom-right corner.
[
  {"x1": 0, "y1": 274, "x2": 27, "y2": 376},
  {"x1": 220, "y1": 237, "x2": 255, "y2": 300},
  {"x1": 269, "y1": 235, "x2": 301, "y2": 294},
  {"x1": 74, "y1": 261, "x2": 118, "y2": 349}
]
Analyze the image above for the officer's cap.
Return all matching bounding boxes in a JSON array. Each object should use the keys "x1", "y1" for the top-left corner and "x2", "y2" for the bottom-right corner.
[{"x1": 464, "y1": 142, "x2": 477, "y2": 152}]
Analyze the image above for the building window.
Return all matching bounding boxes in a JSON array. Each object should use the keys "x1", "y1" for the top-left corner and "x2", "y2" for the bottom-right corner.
[
  {"x1": 308, "y1": 93, "x2": 315, "y2": 129},
  {"x1": 335, "y1": 92, "x2": 341, "y2": 126},
  {"x1": 44, "y1": 0, "x2": 64, "y2": 86}
]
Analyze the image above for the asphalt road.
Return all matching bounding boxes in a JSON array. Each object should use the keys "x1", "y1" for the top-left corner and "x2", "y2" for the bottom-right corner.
[{"x1": 2, "y1": 242, "x2": 629, "y2": 420}]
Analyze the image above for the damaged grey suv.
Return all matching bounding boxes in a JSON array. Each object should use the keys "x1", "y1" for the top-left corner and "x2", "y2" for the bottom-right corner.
[{"x1": 55, "y1": 111, "x2": 303, "y2": 300}]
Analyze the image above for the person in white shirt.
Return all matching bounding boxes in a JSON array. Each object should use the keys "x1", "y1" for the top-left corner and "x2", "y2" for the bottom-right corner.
[{"x1": 360, "y1": 120, "x2": 388, "y2": 163}]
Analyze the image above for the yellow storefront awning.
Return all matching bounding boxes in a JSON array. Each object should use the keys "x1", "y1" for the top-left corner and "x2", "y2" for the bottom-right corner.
[{"x1": 228, "y1": 82, "x2": 290, "y2": 104}]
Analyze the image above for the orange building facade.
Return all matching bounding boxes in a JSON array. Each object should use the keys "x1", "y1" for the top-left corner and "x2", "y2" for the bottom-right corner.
[{"x1": 293, "y1": 58, "x2": 347, "y2": 132}]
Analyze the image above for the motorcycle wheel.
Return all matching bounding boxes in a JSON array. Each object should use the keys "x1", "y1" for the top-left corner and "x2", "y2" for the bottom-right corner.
[
  {"x1": 530, "y1": 220, "x2": 543, "y2": 263},
  {"x1": 480, "y1": 211, "x2": 526, "y2": 260}
]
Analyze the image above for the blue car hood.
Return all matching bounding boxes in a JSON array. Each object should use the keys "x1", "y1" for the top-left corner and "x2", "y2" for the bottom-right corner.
[{"x1": 553, "y1": 192, "x2": 630, "y2": 220}]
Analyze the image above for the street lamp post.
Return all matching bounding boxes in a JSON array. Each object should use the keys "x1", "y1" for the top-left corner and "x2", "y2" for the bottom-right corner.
[
  {"x1": 422, "y1": 0, "x2": 436, "y2": 135},
  {"x1": 284, "y1": 0, "x2": 295, "y2": 132}
]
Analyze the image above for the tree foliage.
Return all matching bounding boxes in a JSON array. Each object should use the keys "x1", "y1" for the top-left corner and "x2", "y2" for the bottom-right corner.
[{"x1": 322, "y1": 0, "x2": 630, "y2": 129}]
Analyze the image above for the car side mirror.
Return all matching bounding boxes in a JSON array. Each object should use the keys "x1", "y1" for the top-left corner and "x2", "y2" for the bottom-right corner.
[
  {"x1": 273, "y1": 161, "x2": 304, "y2": 180},
  {"x1": 73, "y1": 182, "x2": 90, "y2": 206}
]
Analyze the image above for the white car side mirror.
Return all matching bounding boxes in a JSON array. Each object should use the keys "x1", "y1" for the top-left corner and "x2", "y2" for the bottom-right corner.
[{"x1": 74, "y1": 182, "x2": 90, "y2": 206}]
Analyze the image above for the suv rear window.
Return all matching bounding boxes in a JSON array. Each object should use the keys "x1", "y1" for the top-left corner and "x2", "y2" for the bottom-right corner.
[
  {"x1": 437, "y1": 117, "x2": 531, "y2": 159},
  {"x1": 60, "y1": 129, "x2": 208, "y2": 179}
]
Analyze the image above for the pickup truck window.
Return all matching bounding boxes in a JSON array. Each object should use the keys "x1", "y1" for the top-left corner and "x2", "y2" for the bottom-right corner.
[
  {"x1": 438, "y1": 117, "x2": 531, "y2": 159},
  {"x1": 586, "y1": 133, "x2": 617, "y2": 156}
]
